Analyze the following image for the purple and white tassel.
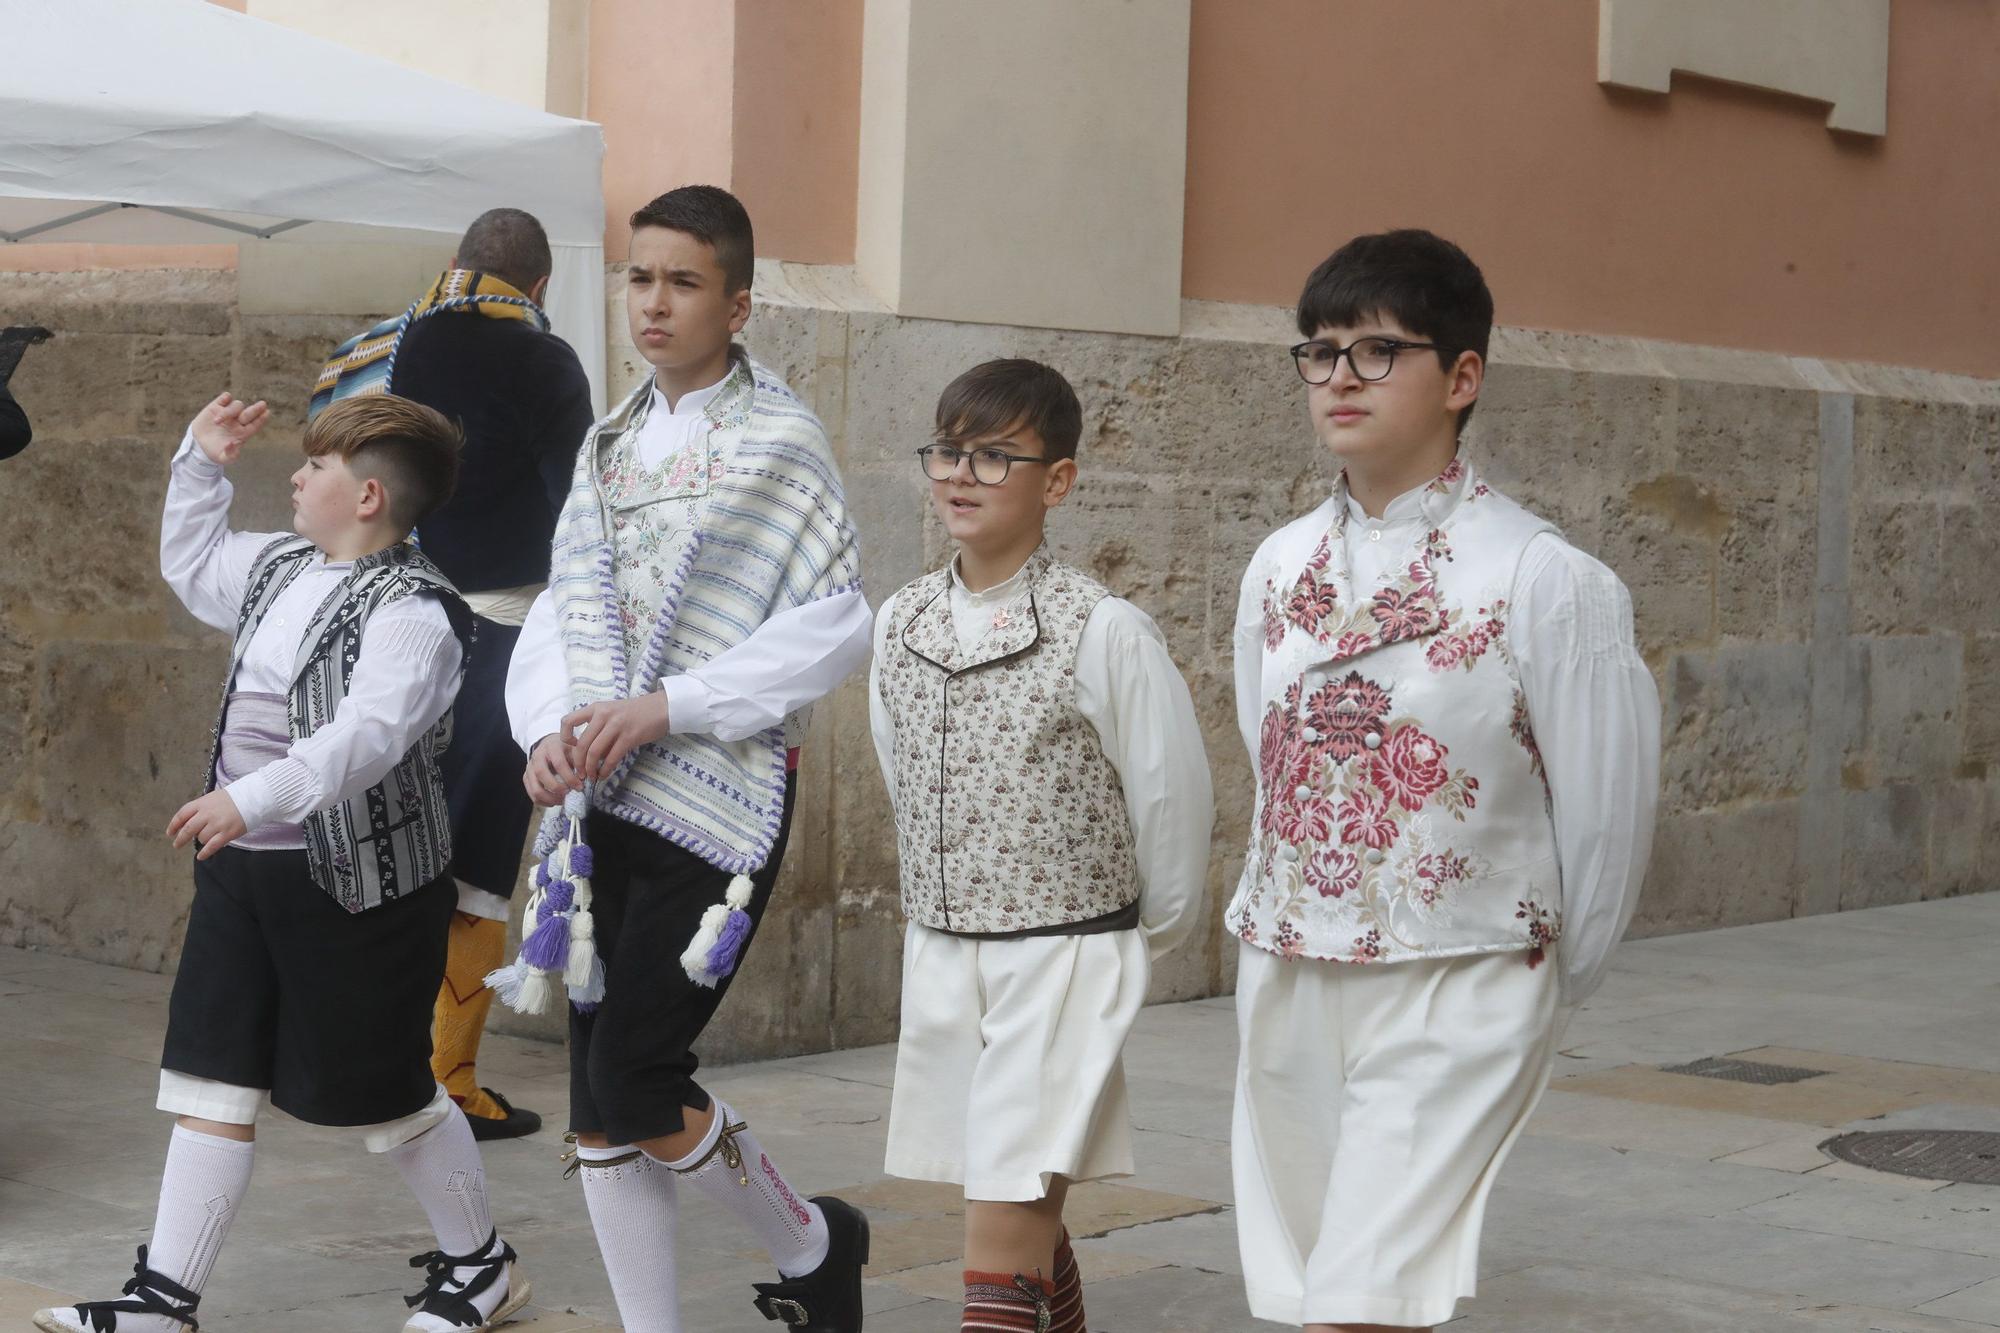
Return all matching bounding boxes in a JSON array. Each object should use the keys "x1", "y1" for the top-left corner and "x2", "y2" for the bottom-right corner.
[
  {"x1": 680, "y1": 874, "x2": 757, "y2": 988},
  {"x1": 487, "y1": 789, "x2": 603, "y2": 1015}
]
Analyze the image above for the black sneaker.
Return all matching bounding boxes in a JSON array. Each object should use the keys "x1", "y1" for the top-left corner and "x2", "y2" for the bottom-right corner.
[
  {"x1": 464, "y1": 1088, "x2": 542, "y2": 1141},
  {"x1": 750, "y1": 1195, "x2": 870, "y2": 1331}
]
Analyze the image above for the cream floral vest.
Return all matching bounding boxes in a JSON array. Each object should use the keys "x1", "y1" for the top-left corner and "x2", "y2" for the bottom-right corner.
[
  {"x1": 880, "y1": 554, "x2": 1141, "y2": 934},
  {"x1": 1228, "y1": 456, "x2": 1564, "y2": 967}
]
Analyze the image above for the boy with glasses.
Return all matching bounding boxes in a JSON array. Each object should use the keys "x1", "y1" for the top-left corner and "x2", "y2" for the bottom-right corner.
[
  {"x1": 1229, "y1": 229, "x2": 1660, "y2": 1330},
  {"x1": 869, "y1": 358, "x2": 1214, "y2": 1331}
]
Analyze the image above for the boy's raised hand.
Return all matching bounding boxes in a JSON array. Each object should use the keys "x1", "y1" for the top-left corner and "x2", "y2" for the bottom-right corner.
[{"x1": 190, "y1": 391, "x2": 271, "y2": 465}]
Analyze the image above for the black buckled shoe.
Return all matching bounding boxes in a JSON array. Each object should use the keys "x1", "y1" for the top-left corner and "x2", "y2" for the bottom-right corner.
[
  {"x1": 750, "y1": 1195, "x2": 870, "y2": 1331},
  {"x1": 33, "y1": 1246, "x2": 201, "y2": 1331},
  {"x1": 464, "y1": 1089, "x2": 542, "y2": 1142}
]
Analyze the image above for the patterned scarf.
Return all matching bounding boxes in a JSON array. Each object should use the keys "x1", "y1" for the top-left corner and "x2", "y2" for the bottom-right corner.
[
  {"x1": 549, "y1": 357, "x2": 860, "y2": 873},
  {"x1": 308, "y1": 270, "x2": 547, "y2": 418}
]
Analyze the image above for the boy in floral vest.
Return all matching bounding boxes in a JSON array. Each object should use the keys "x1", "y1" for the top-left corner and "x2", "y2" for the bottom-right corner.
[
  {"x1": 870, "y1": 358, "x2": 1215, "y2": 1332},
  {"x1": 1228, "y1": 231, "x2": 1661, "y2": 1330},
  {"x1": 39, "y1": 392, "x2": 529, "y2": 1333}
]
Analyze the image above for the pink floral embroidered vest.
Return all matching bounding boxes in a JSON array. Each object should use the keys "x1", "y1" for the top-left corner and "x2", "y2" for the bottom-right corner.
[
  {"x1": 1228, "y1": 456, "x2": 1564, "y2": 966},
  {"x1": 881, "y1": 554, "x2": 1141, "y2": 934}
]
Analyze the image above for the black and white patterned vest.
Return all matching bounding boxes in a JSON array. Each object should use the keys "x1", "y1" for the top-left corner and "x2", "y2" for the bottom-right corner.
[{"x1": 201, "y1": 536, "x2": 474, "y2": 913}]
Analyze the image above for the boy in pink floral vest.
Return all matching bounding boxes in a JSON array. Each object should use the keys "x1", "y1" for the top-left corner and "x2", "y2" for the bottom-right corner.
[{"x1": 1228, "y1": 230, "x2": 1661, "y2": 1331}]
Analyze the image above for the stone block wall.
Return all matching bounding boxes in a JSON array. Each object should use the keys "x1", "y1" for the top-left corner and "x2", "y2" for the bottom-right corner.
[{"x1": 2, "y1": 265, "x2": 1994, "y2": 1059}]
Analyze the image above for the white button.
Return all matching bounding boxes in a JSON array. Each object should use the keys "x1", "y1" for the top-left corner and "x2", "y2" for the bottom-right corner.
[
  {"x1": 1365, "y1": 849, "x2": 1385, "y2": 865},
  {"x1": 1363, "y1": 732, "x2": 1383, "y2": 750},
  {"x1": 1279, "y1": 845, "x2": 1301, "y2": 863},
  {"x1": 1294, "y1": 784, "x2": 1312, "y2": 801},
  {"x1": 1368, "y1": 530, "x2": 1382, "y2": 542},
  {"x1": 1301, "y1": 726, "x2": 1320, "y2": 742}
]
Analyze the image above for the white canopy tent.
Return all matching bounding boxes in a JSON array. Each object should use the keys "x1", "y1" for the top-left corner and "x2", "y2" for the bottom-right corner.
[{"x1": 0, "y1": 0, "x2": 609, "y2": 411}]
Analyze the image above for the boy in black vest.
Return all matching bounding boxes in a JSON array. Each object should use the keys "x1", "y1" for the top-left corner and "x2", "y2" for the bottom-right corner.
[{"x1": 38, "y1": 392, "x2": 528, "y2": 1333}]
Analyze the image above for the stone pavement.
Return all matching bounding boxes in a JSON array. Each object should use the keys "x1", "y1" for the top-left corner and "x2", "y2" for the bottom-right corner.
[{"x1": 5, "y1": 892, "x2": 2000, "y2": 1332}]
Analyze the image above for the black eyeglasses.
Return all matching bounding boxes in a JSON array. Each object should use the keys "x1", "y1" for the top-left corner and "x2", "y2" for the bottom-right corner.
[
  {"x1": 1289, "y1": 336, "x2": 1443, "y2": 385},
  {"x1": 916, "y1": 444, "x2": 1052, "y2": 486}
]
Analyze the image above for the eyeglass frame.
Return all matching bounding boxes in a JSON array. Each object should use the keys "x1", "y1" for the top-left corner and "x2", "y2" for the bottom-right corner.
[
  {"x1": 915, "y1": 442, "x2": 1054, "y2": 486},
  {"x1": 1287, "y1": 335, "x2": 1447, "y2": 386}
]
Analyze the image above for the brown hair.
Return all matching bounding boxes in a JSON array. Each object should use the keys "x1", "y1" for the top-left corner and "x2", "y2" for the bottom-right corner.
[
  {"x1": 934, "y1": 358, "x2": 1083, "y2": 462},
  {"x1": 303, "y1": 395, "x2": 463, "y2": 531},
  {"x1": 629, "y1": 185, "x2": 755, "y2": 294}
]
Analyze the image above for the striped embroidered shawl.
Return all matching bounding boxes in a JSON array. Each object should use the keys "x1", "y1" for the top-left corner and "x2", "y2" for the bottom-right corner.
[
  {"x1": 308, "y1": 270, "x2": 547, "y2": 418},
  {"x1": 546, "y1": 356, "x2": 861, "y2": 873}
]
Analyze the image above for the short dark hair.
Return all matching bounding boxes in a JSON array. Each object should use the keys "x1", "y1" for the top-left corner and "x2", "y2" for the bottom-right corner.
[
  {"x1": 629, "y1": 185, "x2": 755, "y2": 293},
  {"x1": 304, "y1": 395, "x2": 463, "y2": 532},
  {"x1": 934, "y1": 358, "x2": 1083, "y2": 463},
  {"x1": 1296, "y1": 229, "x2": 1494, "y2": 432},
  {"x1": 455, "y1": 208, "x2": 552, "y2": 293}
]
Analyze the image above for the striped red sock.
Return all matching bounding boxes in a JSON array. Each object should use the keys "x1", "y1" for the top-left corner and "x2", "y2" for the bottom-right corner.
[
  {"x1": 1050, "y1": 1231, "x2": 1086, "y2": 1332},
  {"x1": 962, "y1": 1269, "x2": 1053, "y2": 1331}
]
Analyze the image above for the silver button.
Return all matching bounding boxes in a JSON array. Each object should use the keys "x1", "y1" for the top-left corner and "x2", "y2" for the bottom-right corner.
[
  {"x1": 1293, "y1": 784, "x2": 1312, "y2": 801},
  {"x1": 1365, "y1": 849, "x2": 1385, "y2": 865},
  {"x1": 1363, "y1": 732, "x2": 1383, "y2": 750}
]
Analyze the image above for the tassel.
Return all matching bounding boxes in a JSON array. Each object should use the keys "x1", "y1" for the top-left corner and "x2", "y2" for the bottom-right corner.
[
  {"x1": 484, "y1": 962, "x2": 529, "y2": 1011},
  {"x1": 569, "y1": 843, "x2": 595, "y2": 879},
  {"x1": 516, "y1": 969, "x2": 554, "y2": 1015},
  {"x1": 565, "y1": 907, "x2": 597, "y2": 987},
  {"x1": 680, "y1": 904, "x2": 729, "y2": 987},
  {"x1": 703, "y1": 908, "x2": 753, "y2": 977},
  {"x1": 679, "y1": 876, "x2": 760, "y2": 987},
  {"x1": 521, "y1": 911, "x2": 571, "y2": 972},
  {"x1": 567, "y1": 953, "x2": 607, "y2": 1010}
]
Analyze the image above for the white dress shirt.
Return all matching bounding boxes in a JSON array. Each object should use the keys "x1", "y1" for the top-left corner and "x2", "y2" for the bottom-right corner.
[
  {"x1": 870, "y1": 558, "x2": 1216, "y2": 961},
  {"x1": 161, "y1": 433, "x2": 464, "y2": 841},
  {"x1": 1234, "y1": 481, "x2": 1660, "y2": 1005}
]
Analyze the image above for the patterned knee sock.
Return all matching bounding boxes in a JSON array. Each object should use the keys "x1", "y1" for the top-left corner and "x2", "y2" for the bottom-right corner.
[
  {"x1": 962, "y1": 1269, "x2": 1054, "y2": 1332},
  {"x1": 37, "y1": 1127, "x2": 254, "y2": 1333},
  {"x1": 575, "y1": 1142, "x2": 681, "y2": 1333},
  {"x1": 388, "y1": 1105, "x2": 518, "y2": 1332},
  {"x1": 1050, "y1": 1230, "x2": 1086, "y2": 1332},
  {"x1": 432, "y1": 912, "x2": 507, "y2": 1122},
  {"x1": 652, "y1": 1098, "x2": 830, "y2": 1279}
]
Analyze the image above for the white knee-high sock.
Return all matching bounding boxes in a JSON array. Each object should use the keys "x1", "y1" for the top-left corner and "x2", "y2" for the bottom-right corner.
[
  {"x1": 149, "y1": 1125, "x2": 255, "y2": 1298},
  {"x1": 40, "y1": 1127, "x2": 257, "y2": 1333},
  {"x1": 576, "y1": 1142, "x2": 681, "y2": 1333},
  {"x1": 652, "y1": 1099, "x2": 830, "y2": 1279},
  {"x1": 386, "y1": 1101, "x2": 492, "y2": 1255},
  {"x1": 386, "y1": 1103, "x2": 514, "y2": 1331}
]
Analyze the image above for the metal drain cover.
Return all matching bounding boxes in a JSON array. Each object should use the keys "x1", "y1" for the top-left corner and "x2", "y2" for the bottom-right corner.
[
  {"x1": 1659, "y1": 1056, "x2": 1829, "y2": 1085},
  {"x1": 1822, "y1": 1130, "x2": 2000, "y2": 1185}
]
